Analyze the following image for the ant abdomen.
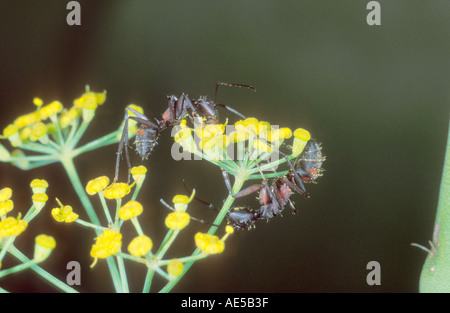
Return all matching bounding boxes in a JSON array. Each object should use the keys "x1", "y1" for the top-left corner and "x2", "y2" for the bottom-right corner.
[{"x1": 226, "y1": 207, "x2": 259, "y2": 230}]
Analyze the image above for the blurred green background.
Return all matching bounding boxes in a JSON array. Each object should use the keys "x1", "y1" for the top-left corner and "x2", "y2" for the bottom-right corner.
[{"x1": 0, "y1": 0, "x2": 449, "y2": 292}]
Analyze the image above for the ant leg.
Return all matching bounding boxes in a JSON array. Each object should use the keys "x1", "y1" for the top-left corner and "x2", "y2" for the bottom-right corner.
[
  {"x1": 248, "y1": 151, "x2": 282, "y2": 210},
  {"x1": 282, "y1": 176, "x2": 309, "y2": 199},
  {"x1": 115, "y1": 109, "x2": 132, "y2": 182},
  {"x1": 159, "y1": 199, "x2": 219, "y2": 227},
  {"x1": 221, "y1": 169, "x2": 263, "y2": 198},
  {"x1": 114, "y1": 107, "x2": 160, "y2": 182},
  {"x1": 282, "y1": 155, "x2": 309, "y2": 198},
  {"x1": 214, "y1": 82, "x2": 256, "y2": 120},
  {"x1": 287, "y1": 198, "x2": 298, "y2": 214}
]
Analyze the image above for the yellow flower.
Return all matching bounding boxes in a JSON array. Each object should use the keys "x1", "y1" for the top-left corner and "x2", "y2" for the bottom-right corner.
[
  {"x1": 165, "y1": 211, "x2": 190, "y2": 230},
  {"x1": 0, "y1": 187, "x2": 12, "y2": 203},
  {"x1": 292, "y1": 128, "x2": 311, "y2": 157},
  {"x1": 127, "y1": 235, "x2": 153, "y2": 257},
  {"x1": 194, "y1": 232, "x2": 225, "y2": 254},
  {"x1": 130, "y1": 165, "x2": 147, "y2": 183},
  {"x1": 266, "y1": 127, "x2": 292, "y2": 142},
  {"x1": 90, "y1": 230, "x2": 122, "y2": 266},
  {"x1": 252, "y1": 138, "x2": 273, "y2": 153},
  {"x1": 39, "y1": 101, "x2": 63, "y2": 120},
  {"x1": 3, "y1": 124, "x2": 21, "y2": 147},
  {"x1": 3, "y1": 124, "x2": 18, "y2": 138},
  {"x1": 86, "y1": 176, "x2": 110, "y2": 195},
  {"x1": 29, "y1": 122, "x2": 47, "y2": 142},
  {"x1": 19, "y1": 127, "x2": 31, "y2": 142},
  {"x1": 195, "y1": 123, "x2": 226, "y2": 141},
  {"x1": 33, "y1": 97, "x2": 44, "y2": 107},
  {"x1": 32, "y1": 193, "x2": 48, "y2": 211},
  {"x1": 172, "y1": 189, "x2": 195, "y2": 211},
  {"x1": 34, "y1": 234, "x2": 56, "y2": 262},
  {"x1": 59, "y1": 107, "x2": 81, "y2": 129},
  {"x1": 234, "y1": 117, "x2": 259, "y2": 135},
  {"x1": 51, "y1": 205, "x2": 79, "y2": 223},
  {"x1": 0, "y1": 216, "x2": 27, "y2": 238},
  {"x1": 199, "y1": 134, "x2": 229, "y2": 152},
  {"x1": 30, "y1": 179, "x2": 49, "y2": 194},
  {"x1": 73, "y1": 87, "x2": 106, "y2": 111},
  {"x1": 118, "y1": 200, "x2": 143, "y2": 220},
  {"x1": 225, "y1": 225, "x2": 234, "y2": 234},
  {"x1": 0, "y1": 200, "x2": 14, "y2": 217},
  {"x1": 167, "y1": 259, "x2": 184, "y2": 277},
  {"x1": 124, "y1": 104, "x2": 144, "y2": 136},
  {"x1": 14, "y1": 112, "x2": 40, "y2": 129},
  {"x1": 228, "y1": 130, "x2": 249, "y2": 143},
  {"x1": 103, "y1": 182, "x2": 131, "y2": 199},
  {"x1": 174, "y1": 126, "x2": 197, "y2": 154}
]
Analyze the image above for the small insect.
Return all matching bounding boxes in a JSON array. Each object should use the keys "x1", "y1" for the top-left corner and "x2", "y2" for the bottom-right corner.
[
  {"x1": 292, "y1": 139, "x2": 325, "y2": 183},
  {"x1": 114, "y1": 82, "x2": 255, "y2": 182}
]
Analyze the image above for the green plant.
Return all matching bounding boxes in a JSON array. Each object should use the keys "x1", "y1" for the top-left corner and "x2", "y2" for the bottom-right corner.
[
  {"x1": 0, "y1": 86, "x2": 317, "y2": 292},
  {"x1": 416, "y1": 119, "x2": 450, "y2": 292}
]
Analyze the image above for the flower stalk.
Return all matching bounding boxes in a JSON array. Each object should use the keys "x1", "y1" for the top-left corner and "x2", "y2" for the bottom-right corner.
[{"x1": 419, "y1": 119, "x2": 450, "y2": 292}]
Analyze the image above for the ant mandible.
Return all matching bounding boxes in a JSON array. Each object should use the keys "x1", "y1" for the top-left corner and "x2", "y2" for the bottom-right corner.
[{"x1": 114, "y1": 82, "x2": 255, "y2": 182}]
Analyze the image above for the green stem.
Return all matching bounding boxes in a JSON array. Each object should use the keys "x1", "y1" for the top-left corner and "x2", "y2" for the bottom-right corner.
[
  {"x1": 8, "y1": 245, "x2": 78, "y2": 293},
  {"x1": 0, "y1": 236, "x2": 16, "y2": 262},
  {"x1": 116, "y1": 254, "x2": 129, "y2": 293},
  {"x1": 0, "y1": 259, "x2": 37, "y2": 279},
  {"x1": 75, "y1": 219, "x2": 108, "y2": 231},
  {"x1": 60, "y1": 156, "x2": 122, "y2": 292},
  {"x1": 159, "y1": 172, "x2": 247, "y2": 293},
  {"x1": 73, "y1": 130, "x2": 120, "y2": 157},
  {"x1": 419, "y1": 118, "x2": 450, "y2": 292},
  {"x1": 60, "y1": 157, "x2": 100, "y2": 226}
]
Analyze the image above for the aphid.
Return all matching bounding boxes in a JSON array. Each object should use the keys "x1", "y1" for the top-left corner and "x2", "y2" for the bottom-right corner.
[
  {"x1": 114, "y1": 107, "x2": 163, "y2": 182},
  {"x1": 293, "y1": 139, "x2": 325, "y2": 183},
  {"x1": 114, "y1": 82, "x2": 255, "y2": 182}
]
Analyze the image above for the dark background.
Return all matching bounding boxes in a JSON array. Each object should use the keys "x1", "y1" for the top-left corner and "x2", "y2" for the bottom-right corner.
[{"x1": 0, "y1": 0, "x2": 449, "y2": 293}]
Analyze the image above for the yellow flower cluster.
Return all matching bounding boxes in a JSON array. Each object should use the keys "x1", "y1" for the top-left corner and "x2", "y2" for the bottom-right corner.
[
  {"x1": 1, "y1": 86, "x2": 106, "y2": 147},
  {"x1": 174, "y1": 117, "x2": 311, "y2": 162}
]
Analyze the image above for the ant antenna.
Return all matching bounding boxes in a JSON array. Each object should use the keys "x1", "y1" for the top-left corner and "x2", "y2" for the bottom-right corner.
[
  {"x1": 182, "y1": 179, "x2": 218, "y2": 212},
  {"x1": 159, "y1": 198, "x2": 219, "y2": 227},
  {"x1": 214, "y1": 82, "x2": 256, "y2": 120}
]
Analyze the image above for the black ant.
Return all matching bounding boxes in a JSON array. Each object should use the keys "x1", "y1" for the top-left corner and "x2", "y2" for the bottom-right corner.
[
  {"x1": 114, "y1": 82, "x2": 255, "y2": 182},
  {"x1": 223, "y1": 139, "x2": 325, "y2": 230}
]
